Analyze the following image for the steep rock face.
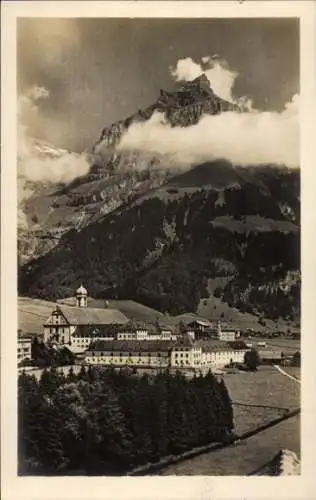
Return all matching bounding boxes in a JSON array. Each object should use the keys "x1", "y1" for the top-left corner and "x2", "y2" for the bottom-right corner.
[{"x1": 18, "y1": 74, "x2": 243, "y2": 266}]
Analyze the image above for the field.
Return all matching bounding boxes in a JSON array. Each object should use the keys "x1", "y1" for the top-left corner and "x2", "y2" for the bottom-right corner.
[
  {"x1": 18, "y1": 297, "x2": 58, "y2": 334},
  {"x1": 160, "y1": 365, "x2": 300, "y2": 475},
  {"x1": 223, "y1": 366, "x2": 300, "y2": 434},
  {"x1": 159, "y1": 415, "x2": 300, "y2": 476}
]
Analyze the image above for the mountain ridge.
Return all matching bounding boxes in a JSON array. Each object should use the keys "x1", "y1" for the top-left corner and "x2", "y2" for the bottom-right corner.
[{"x1": 18, "y1": 76, "x2": 300, "y2": 324}]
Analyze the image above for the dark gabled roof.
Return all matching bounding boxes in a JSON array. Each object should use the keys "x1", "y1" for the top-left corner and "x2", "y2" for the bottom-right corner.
[
  {"x1": 87, "y1": 340, "x2": 175, "y2": 353},
  {"x1": 72, "y1": 325, "x2": 115, "y2": 338},
  {"x1": 187, "y1": 319, "x2": 212, "y2": 327},
  {"x1": 44, "y1": 305, "x2": 129, "y2": 326},
  {"x1": 195, "y1": 340, "x2": 248, "y2": 352}
]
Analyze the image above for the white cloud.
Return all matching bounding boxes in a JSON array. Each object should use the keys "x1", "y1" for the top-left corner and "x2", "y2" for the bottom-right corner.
[
  {"x1": 118, "y1": 94, "x2": 299, "y2": 169},
  {"x1": 18, "y1": 85, "x2": 90, "y2": 185},
  {"x1": 17, "y1": 85, "x2": 90, "y2": 228},
  {"x1": 170, "y1": 55, "x2": 251, "y2": 107}
]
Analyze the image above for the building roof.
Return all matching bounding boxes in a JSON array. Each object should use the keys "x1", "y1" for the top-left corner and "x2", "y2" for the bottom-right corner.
[
  {"x1": 195, "y1": 340, "x2": 247, "y2": 352},
  {"x1": 187, "y1": 319, "x2": 212, "y2": 327},
  {"x1": 87, "y1": 340, "x2": 175, "y2": 353},
  {"x1": 18, "y1": 336, "x2": 32, "y2": 343},
  {"x1": 57, "y1": 297, "x2": 168, "y2": 323},
  {"x1": 259, "y1": 350, "x2": 283, "y2": 359},
  {"x1": 45, "y1": 305, "x2": 129, "y2": 326},
  {"x1": 173, "y1": 313, "x2": 212, "y2": 326},
  {"x1": 67, "y1": 345, "x2": 87, "y2": 354},
  {"x1": 72, "y1": 325, "x2": 116, "y2": 338},
  {"x1": 76, "y1": 284, "x2": 87, "y2": 295}
]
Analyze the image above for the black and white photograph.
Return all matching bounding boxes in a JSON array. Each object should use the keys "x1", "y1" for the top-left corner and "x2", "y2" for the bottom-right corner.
[{"x1": 2, "y1": 2, "x2": 316, "y2": 496}]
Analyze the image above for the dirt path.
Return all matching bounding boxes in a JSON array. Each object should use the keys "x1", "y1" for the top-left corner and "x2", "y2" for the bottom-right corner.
[{"x1": 273, "y1": 365, "x2": 301, "y2": 384}]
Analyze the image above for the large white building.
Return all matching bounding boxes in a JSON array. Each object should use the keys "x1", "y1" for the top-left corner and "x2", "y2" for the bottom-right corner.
[
  {"x1": 85, "y1": 339, "x2": 174, "y2": 368},
  {"x1": 196, "y1": 340, "x2": 247, "y2": 368},
  {"x1": 85, "y1": 336, "x2": 249, "y2": 370},
  {"x1": 18, "y1": 336, "x2": 32, "y2": 364}
]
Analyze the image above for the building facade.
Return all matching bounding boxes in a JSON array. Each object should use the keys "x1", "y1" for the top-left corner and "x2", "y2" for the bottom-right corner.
[
  {"x1": 197, "y1": 340, "x2": 248, "y2": 368},
  {"x1": 18, "y1": 337, "x2": 32, "y2": 364},
  {"x1": 217, "y1": 321, "x2": 238, "y2": 342},
  {"x1": 85, "y1": 337, "x2": 249, "y2": 370},
  {"x1": 43, "y1": 285, "x2": 129, "y2": 348},
  {"x1": 85, "y1": 340, "x2": 171, "y2": 368}
]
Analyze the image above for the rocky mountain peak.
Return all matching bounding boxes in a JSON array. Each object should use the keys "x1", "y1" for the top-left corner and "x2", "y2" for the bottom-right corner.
[{"x1": 179, "y1": 73, "x2": 213, "y2": 92}]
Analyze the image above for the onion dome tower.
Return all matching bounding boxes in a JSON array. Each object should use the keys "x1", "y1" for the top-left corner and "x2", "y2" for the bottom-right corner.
[{"x1": 76, "y1": 284, "x2": 88, "y2": 308}]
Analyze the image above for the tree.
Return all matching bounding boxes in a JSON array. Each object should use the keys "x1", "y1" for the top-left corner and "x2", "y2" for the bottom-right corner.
[
  {"x1": 244, "y1": 349, "x2": 260, "y2": 371},
  {"x1": 178, "y1": 320, "x2": 186, "y2": 334},
  {"x1": 66, "y1": 366, "x2": 77, "y2": 384},
  {"x1": 39, "y1": 367, "x2": 63, "y2": 396}
]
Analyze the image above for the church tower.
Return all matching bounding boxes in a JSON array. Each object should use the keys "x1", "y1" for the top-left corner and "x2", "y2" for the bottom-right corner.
[{"x1": 76, "y1": 284, "x2": 88, "y2": 308}]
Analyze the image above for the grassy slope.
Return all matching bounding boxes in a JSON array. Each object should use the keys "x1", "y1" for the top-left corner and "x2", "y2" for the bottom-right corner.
[
  {"x1": 18, "y1": 297, "x2": 58, "y2": 334},
  {"x1": 194, "y1": 277, "x2": 300, "y2": 334},
  {"x1": 18, "y1": 296, "x2": 167, "y2": 334}
]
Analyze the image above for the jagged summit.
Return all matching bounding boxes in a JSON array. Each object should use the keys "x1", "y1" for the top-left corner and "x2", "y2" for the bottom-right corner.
[
  {"x1": 95, "y1": 73, "x2": 240, "y2": 153},
  {"x1": 157, "y1": 74, "x2": 221, "y2": 109},
  {"x1": 178, "y1": 73, "x2": 213, "y2": 92}
]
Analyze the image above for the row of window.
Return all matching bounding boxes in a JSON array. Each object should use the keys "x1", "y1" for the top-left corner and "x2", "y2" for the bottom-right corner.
[
  {"x1": 48, "y1": 327, "x2": 68, "y2": 334},
  {"x1": 204, "y1": 351, "x2": 244, "y2": 357},
  {"x1": 87, "y1": 358, "x2": 169, "y2": 365},
  {"x1": 90, "y1": 352, "x2": 168, "y2": 357}
]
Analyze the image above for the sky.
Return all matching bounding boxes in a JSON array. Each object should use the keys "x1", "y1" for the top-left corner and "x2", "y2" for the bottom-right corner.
[{"x1": 17, "y1": 17, "x2": 299, "y2": 153}]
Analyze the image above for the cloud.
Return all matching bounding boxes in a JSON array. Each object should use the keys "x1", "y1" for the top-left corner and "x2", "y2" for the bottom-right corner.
[
  {"x1": 170, "y1": 56, "x2": 251, "y2": 107},
  {"x1": 17, "y1": 85, "x2": 90, "y2": 228},
  {"x1": 18, "y1": 85, "x2": 90, "y2": 185},
  {"x1": 117, "y1": 94, "x2": 299, "y2": 169}
]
